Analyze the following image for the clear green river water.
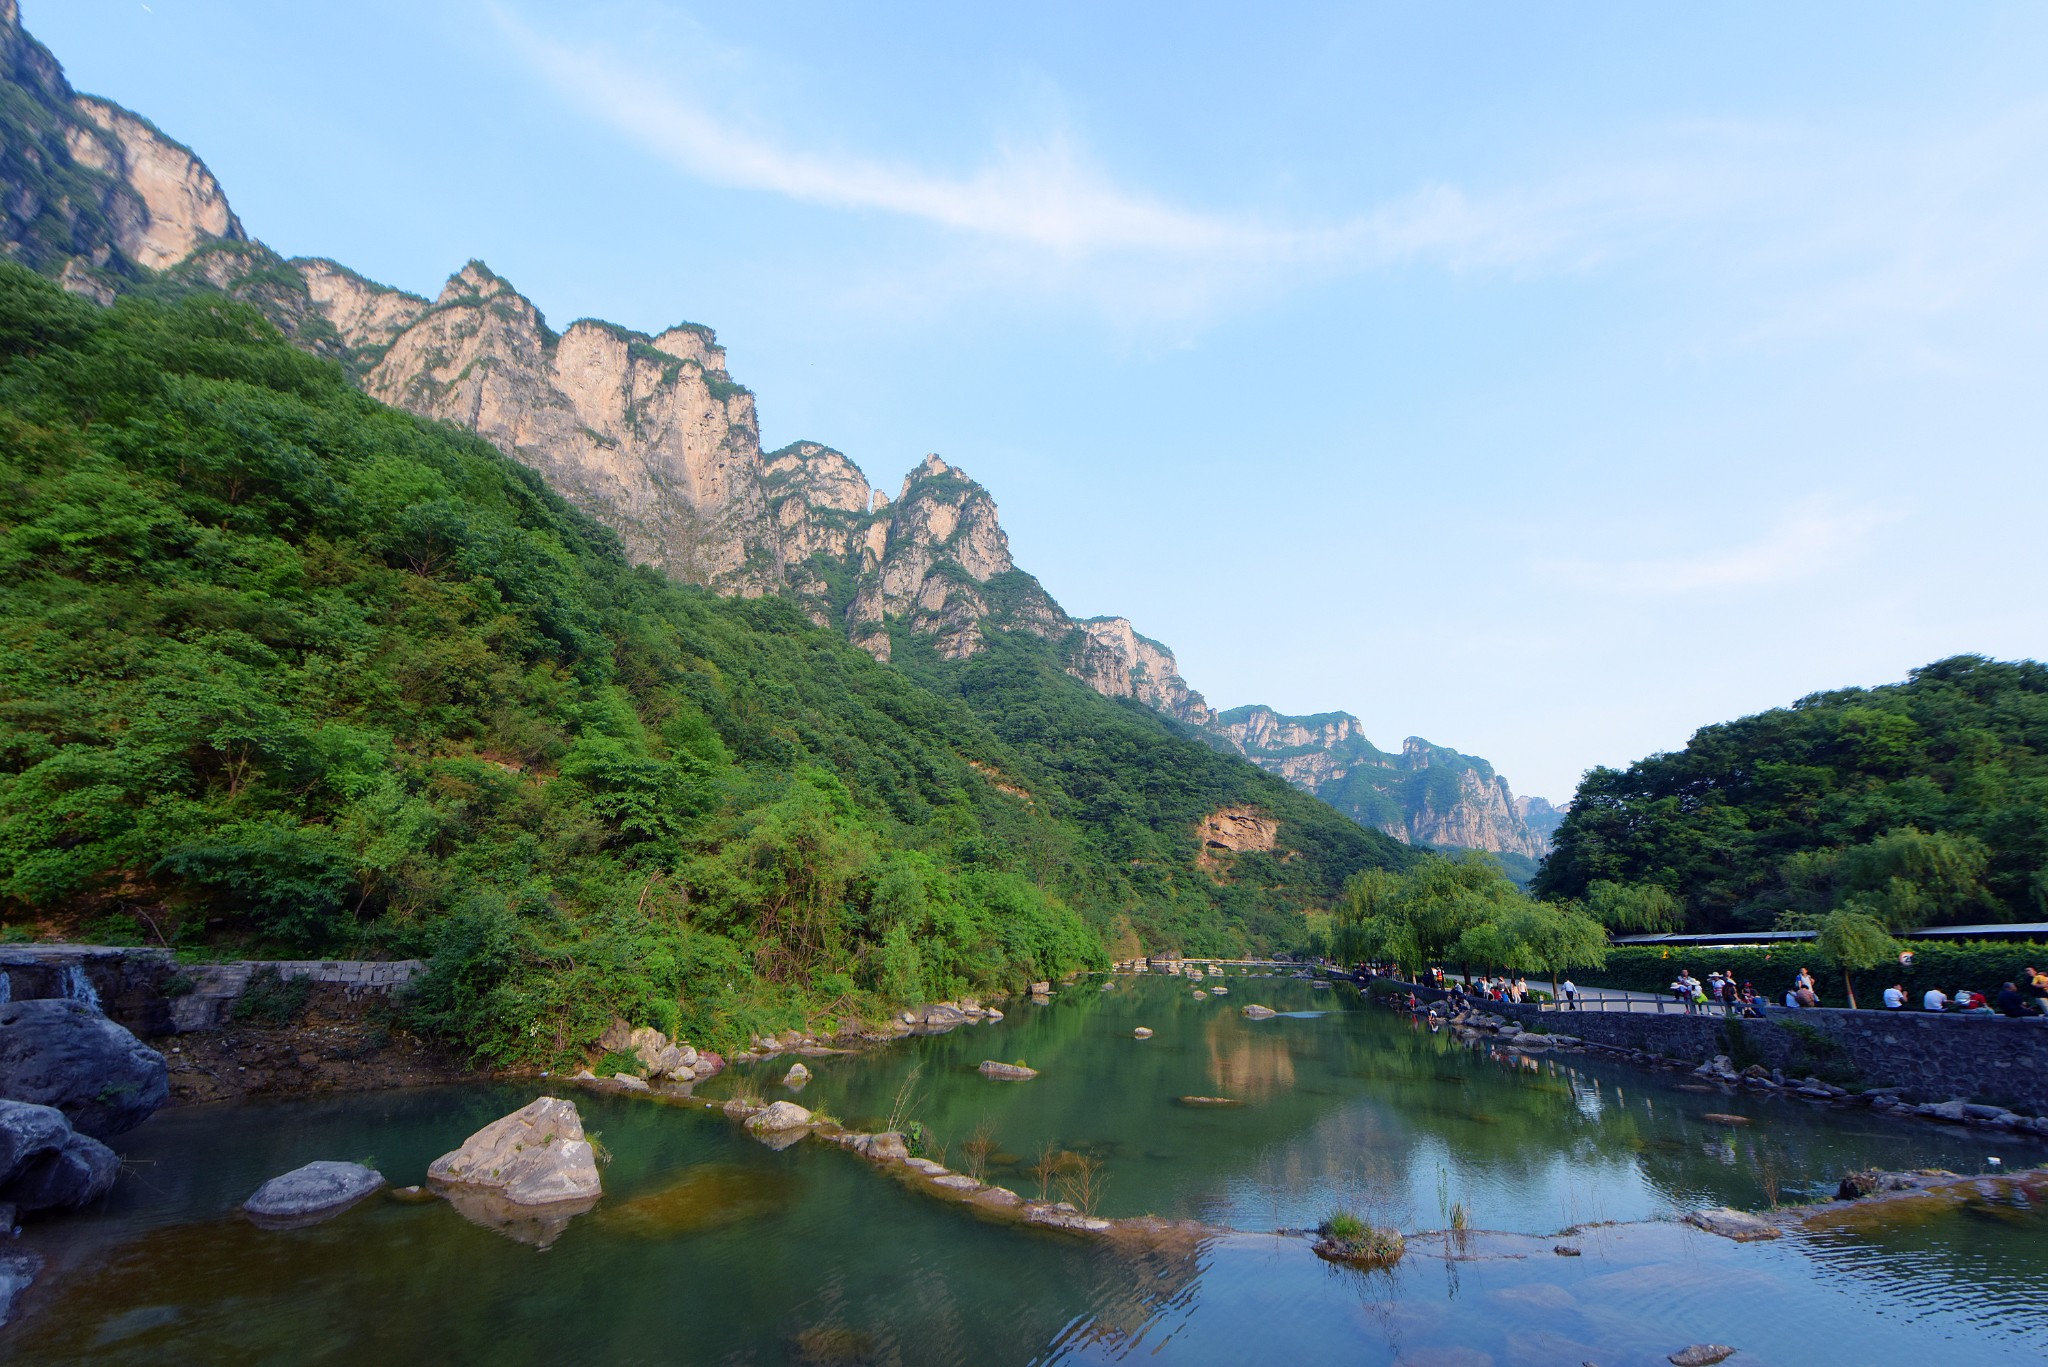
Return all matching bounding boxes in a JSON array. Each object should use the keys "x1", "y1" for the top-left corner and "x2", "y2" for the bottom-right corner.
[{"x1": 7, "y1": 975, "x2": 2046, "y2": 1364}]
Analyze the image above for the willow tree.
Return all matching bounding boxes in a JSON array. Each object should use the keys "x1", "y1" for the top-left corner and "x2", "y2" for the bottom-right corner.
[
  {"x1": 1812, "y1": 910, "x2": 1898, "y2": 1010},
  {"x1": 1456, "y1": 901, "x2": 1611, "y2": 999},
  {"x1": 1334, "y1": 853, "x2": 1522, "y2": 976}
]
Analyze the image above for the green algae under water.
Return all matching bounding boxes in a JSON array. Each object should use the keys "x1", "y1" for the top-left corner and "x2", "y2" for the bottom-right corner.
[{"x1": 7, "y1": 976, "x2": 2047, "y2": 1365}]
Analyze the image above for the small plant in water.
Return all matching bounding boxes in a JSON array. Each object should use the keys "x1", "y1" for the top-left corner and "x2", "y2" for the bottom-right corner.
[
  {"x1": 1315, "y1": 1208, "x2": 1405, "y2": 1269},
  {"x1": 962, "y1": 1121, "x2": 997, "y2": 1182},
  {"x1": 1053, "y1": 1150, "x2": 1107, "y2": 1216},
  {"x1": 1030, "y1": 1141, "x2": 1062, "y2": 1201},
  {"x1": 1449, "y1": 1201, "x2": 1470, "y2": 1232},
  {"x1": 885, "y1": 1064, "x2": 924, "y2": 1135},
  {"x1": 585, "y1": 1132, "x2": 613, "y2": 1166}
]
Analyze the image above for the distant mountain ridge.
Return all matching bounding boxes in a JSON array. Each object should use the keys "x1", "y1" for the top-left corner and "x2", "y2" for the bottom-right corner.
[{"x1": 0, "y1": 0, "x2": 1556, "y2": 860}]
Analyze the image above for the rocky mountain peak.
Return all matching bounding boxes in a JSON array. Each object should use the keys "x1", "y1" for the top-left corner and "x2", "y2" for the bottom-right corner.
[{"x1": 436, "y1": 259, "x2": 516, "y2": 306}]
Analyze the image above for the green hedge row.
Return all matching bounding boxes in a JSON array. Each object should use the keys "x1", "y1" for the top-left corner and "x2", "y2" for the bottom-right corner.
[{"x1": 1578, "y1": 942, "x2": 2048, "y2": 1009}]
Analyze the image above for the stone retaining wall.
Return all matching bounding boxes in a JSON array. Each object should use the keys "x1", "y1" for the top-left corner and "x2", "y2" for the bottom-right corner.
[{"x1": 1484, "y1": 995, "x2": 2048, "y2": 1114}]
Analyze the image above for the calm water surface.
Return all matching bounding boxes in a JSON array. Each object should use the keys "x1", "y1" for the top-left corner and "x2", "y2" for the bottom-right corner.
[{"x1": 6, "y1": 975, "x2": 2044, "y2": 1364}]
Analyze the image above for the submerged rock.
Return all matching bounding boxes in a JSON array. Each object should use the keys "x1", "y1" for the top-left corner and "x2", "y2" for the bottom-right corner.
[
  {"x1": 978, "y1": 1061, "x2": 1037, "y2": 1081},
  {"x1": 0, "y1": 998, "x2": 169, "y2": 1138},
  {"x1": 1241, "y1": 1005, "x2": 1278, "y2": 1020},
  {"x1": 243, "y1": 1160, "x2": 385, "y2": 1228},
  {"x1": 427, "y1": 1096, "x2": 601, "y2": 1205},
  {"x1": 1176, "y1": 1096, "x2": 1244, "y2": 1107},
  {"x1": 0, "y1": 1099, "x2": 119, "y2": 1212}
]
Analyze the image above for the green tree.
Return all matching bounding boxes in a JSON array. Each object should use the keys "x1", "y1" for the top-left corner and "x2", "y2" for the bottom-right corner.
[{"x1": 1811, "y1": 910, "x2": 1899, "y2": 1010}]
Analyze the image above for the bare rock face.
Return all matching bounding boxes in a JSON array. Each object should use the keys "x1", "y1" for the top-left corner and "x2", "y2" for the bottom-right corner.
[
  {"x1": 427, "y1": 1096, "x2": 601, "y2": 1206},
  {"x1": 1068, "y1": 619, "x2": 1214, "y2": 726},
  {"x1": 67, "y1": 97, "x2": 244, "y2": 271}
]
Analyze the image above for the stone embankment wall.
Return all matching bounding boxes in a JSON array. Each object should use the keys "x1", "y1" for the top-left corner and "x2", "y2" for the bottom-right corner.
[
  {"x1": 0, "y1": 945, "x2": 421, "y2": 1036},
  {"x1": 1478, "y1": 995, "x2": 2048, "y2": 1114}
]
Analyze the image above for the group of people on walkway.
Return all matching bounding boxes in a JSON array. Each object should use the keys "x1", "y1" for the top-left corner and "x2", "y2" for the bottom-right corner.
[
  {"x1": 1881, "y1": 967, "x2": 2048, "y2": 1017},
  {"x1": 1668, "y1": 969, "x2": 1766, "y2": 1016}
]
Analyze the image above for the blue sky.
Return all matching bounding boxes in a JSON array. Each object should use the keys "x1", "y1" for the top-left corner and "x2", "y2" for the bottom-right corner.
[{"x1": 37, "y1": 1, "x2": 2048, "y2": 801}]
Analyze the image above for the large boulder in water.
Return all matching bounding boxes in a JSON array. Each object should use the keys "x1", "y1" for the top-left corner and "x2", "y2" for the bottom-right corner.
[
  {"x1": 0, "y1": 1099, "x2": 119, "y2": 1212},
  {"x1": 0, "y1": 999, "x2": 168, "y2": 1139},
  {"x1": 243, "y1": 1160, "x2": 386, "y2": 1228},
  {"x1": 428, "y1": 1096, "x2": 601, "y2": 1206}
]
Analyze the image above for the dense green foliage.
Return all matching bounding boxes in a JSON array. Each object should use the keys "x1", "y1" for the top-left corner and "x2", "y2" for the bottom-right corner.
[
  {"x1": 1537, "y1": 657, "x2": 2048, "y2": 931},
  {"x1": 893, "y1": 629, "x2": 1416, "y2": 956},
  {"x1": 1568, "y1": 941, "x2": 2048, "y2": 1009},
  {"x1": 0, "y1": 265, "x2": 1402, "y2": 1060}
]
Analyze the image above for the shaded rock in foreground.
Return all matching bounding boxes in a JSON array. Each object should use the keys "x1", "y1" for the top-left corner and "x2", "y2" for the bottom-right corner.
[
  {"x1": 0, "y1": 998, "x2": 169, "y2": 1138},
  {"x1": 0, "y1": 1248, "x2": 41, "y2": 1329},
  {"x1": 427, "y1": 1096, "x2": 601, "y2": 1205},
  {"x1": 0, "y1": 1099, "x2": 119, "y2": 1212},
  {"x1": 243, "y1": 1160, "x2": 385, "y2": 1228}
]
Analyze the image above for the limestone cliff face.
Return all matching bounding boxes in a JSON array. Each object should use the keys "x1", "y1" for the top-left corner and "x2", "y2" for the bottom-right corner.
[
  {"x1": 345, "y1": 261, "x2": 779, "y2": 589},
  {"x1": 1068, "y1": 619, "x2": 1215, "y2": 727},
  {"x1": 0, "y1": 5, "x2": 1559, "y2": 865},
  {"x1": 0, "y1": 3, "x2": 242, "y2": 289}
]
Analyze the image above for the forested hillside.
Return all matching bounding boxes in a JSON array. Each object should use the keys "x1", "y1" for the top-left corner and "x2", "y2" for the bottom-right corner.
[
  {"x1": 0, "y1": 266, "x2": 1409, "y2": 1059},
  {"x1": 1537, "y1": 656, "x2": 2048, "y2": 931}
]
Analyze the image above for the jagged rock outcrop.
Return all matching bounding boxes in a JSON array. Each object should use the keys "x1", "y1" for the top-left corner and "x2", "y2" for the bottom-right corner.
[
  {"x1": 0, "y1": 6, "x2": 1556, "y2": 864},
  {"x1": 1069, "y1": 618, "x2": 1215, "y2": 725}
]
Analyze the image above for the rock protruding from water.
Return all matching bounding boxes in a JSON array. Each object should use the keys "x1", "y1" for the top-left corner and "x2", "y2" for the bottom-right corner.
[
  {"x1": 1241, "y1": 1004, "x2": 1278, "y2": 1020},
  {"x1": 1133, "y1": 1027, "x2": 1154, "y2": 1039},
  {"x1": 0, "y1": 1099, "x2": 119, "y2": 1211},
  {"x1": 1668, "y1": 1347, "x2": 1737, "y2": 1367},
  {"x1": 1683, "y1": 1207, "x2": 1780, "y2": 1241},
  {"x1": 243, "y1": 1160, "x2": 385, "y2": 1228},
  {"x1": 782, "y1": 1062, "x2": 811, "y2": 1088},
  {"x1": 427, "y1": 1096, "x2": 601, "y2": 1205},
  {"x1": 978, "y1": 1061, "x2": 1037, "y2": 1081},
  {"x1": 746, "y1": 1101, "x2": 813, "y2": 1133},
  {"x1": 0, "y1": 997, "x2": 169, "y2": 1138}
]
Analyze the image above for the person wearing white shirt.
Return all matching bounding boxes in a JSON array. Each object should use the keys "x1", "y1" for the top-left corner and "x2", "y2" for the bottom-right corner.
[
  {"x1": 1882, "y1": 984, "x2": 1906, "y2": 1010},
  {"x1": 1922, "y1": 988, "x2": 1948, "y2": 1012}
]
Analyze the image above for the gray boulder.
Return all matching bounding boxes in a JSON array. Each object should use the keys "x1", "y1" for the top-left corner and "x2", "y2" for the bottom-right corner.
[
  {"x1": 243, "y1": 1160, "x2": 386, "y2": 1228},
  {"x1": 1241, "y1": 1004, "x2": 1278, "y2": 1020},
  {"x1": 0, "y1": 998, "x2": 169, "y2": 1138},
  {"x1": 0, "y1": 1098, "x2": 119, "y2": 1212}
]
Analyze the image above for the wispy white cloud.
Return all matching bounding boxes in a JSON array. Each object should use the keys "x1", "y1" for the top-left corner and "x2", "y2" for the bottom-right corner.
[
  {"x1": 1540, "y1": 506, "x2": 1896, "y2": 597},
  {"x1": 485, "y1": 7, "x2": 1712, "y2": 298},
  {"x1": 487, "y1": 5, "x2": 2048, "y2": 343}
]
